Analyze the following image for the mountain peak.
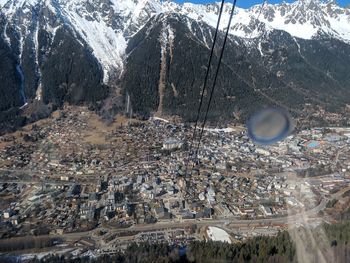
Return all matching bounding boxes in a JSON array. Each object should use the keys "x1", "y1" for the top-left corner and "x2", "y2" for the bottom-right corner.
[{"x1": 299, "y1": 0, "x2": 320, "y2": 3}]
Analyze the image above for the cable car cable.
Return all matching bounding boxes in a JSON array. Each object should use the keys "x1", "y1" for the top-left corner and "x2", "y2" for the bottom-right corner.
[
  {"x1": 184, "y1": 0, "x2": 227, "y2": 177},
  {"x1": 194, "y1": 0, "x2": 238, "y2": 158}
]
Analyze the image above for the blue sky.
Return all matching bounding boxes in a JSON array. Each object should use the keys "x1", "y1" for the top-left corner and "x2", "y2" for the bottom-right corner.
[{"x1": 173, "y1": 0, "x2": 350, "y2": 8}]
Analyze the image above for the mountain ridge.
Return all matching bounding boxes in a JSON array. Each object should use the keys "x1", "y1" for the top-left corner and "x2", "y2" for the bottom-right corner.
[
  {"x1": 1, "y1": 0, "x2": 350, "y2": 84},
  {"x1": 0, "y1": 0, "x2": 350, "y2": 133}
]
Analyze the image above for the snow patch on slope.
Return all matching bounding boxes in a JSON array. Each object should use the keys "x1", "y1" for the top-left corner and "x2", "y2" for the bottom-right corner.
[
  {"x1": 34, "y1": 20, "x2": 42, "y2": 101},
  {"x1": 62, "y1": 9, "x2": 127, "y2": 83},
  {"x1": 2, "y1": 22, "x2": 11, "y2": 46}
]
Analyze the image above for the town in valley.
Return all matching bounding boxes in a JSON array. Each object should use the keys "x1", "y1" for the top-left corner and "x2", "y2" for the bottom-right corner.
[{"x1": 1, "y1": 106, "x2": 350, "y2": 259}]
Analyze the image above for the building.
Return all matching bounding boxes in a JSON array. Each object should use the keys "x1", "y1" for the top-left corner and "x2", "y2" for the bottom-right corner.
[
  {"x1": 260, "y1": 205, "x2": 273, "y2": 216},
  {"x1": 162, "y1": 138, "x2": 183, "y2": 151},
  {"x1": 155, "y1": 207, "x2": 171, "y2": 220},
  {"x1": 3, "y1": 209, "x2": 13, "y2": 219}
]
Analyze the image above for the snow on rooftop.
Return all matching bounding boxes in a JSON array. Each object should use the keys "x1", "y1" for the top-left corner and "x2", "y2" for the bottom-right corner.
[
  {"x1": 204, "y1": 127, "x2": 235, "y2": 133},
  {"x1": 207, "y1": 226, "x2": 232, "y2": 244}
]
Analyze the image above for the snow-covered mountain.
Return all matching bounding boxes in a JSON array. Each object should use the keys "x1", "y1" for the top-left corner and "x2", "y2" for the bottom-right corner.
[
  {"x1": 1, "y1": 0, "x2": 349, "y2": 84},
  {"x1": 1, "y1": 0, "x2": 350, "y2": 132}
]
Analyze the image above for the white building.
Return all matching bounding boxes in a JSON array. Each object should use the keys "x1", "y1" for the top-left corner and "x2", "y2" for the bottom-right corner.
[
  {"x1": 260, "y1": 205, "x2": 273, "y2": 216},
  {"x1": 162, "y1": 138, "x2": 183, "y2": 150}
]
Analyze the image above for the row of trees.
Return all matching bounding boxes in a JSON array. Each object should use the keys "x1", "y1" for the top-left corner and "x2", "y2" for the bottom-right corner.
[
  {"x1": 186, "y1": 231, "x2": 295, "y2": 263},
  {"x1": 324, "y1": 221, "x2": 350, "y2": 245},
  {"x1": 18, "y1": 231, "x2": 296, "y2": 263}
]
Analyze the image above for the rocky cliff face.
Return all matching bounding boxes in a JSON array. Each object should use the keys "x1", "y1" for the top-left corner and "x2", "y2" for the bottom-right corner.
[{"x1": 122, "y1": 11, "x2": 350, "y2": 123}]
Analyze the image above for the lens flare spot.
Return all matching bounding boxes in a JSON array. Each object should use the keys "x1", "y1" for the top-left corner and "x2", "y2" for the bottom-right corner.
[{"x1": 247, "y1": 108, "x2": 294, "y2": 145}]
